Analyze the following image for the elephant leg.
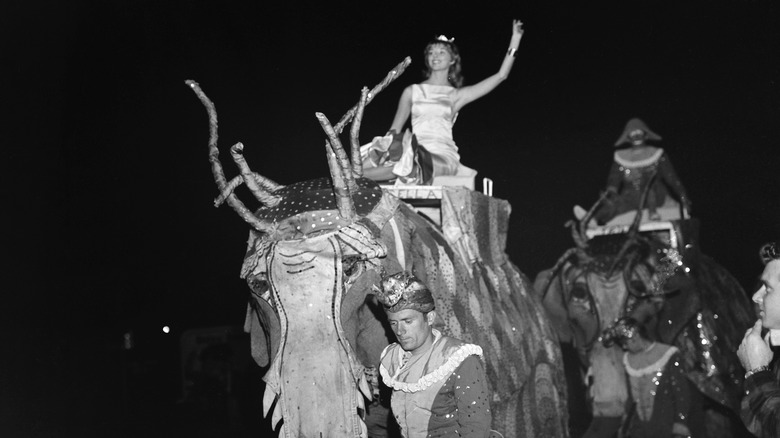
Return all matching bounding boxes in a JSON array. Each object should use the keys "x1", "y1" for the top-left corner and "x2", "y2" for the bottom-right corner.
[
  {"x1": 581, "y1": 416, "x2": 622, "y2": 438},
  {"x1": 365, "y1": 400, "x2": 399, "y2": 438}
]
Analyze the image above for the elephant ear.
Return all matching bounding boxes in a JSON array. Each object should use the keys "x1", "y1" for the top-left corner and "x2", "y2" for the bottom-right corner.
[
  {"x1": 650, "y1": 248, "x2": 698, "y2": 344},
  {"x1": 653, "y1": 287, "x2": 700, "y2": 344},
  {"x1": 244, "y1": 295, "x2": 281, "y2": 368},
  {"x1": 534, "y1": 268, "x2": 574, "y2": 344},
  {"x1": 340, "y1": 269, "x2": 389, "y2": 369}
]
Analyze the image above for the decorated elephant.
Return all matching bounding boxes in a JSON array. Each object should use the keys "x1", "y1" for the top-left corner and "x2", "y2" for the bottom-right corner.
[
  {"x1": 185, "y1": 60, "x2": 568, "y2": 437},
  {"x1": 534, "y1": 192, "x2": 754, "y2": 437}
]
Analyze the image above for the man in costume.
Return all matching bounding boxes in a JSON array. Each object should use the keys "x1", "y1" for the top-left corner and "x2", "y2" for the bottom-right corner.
[
  {"x1": 374, "y1": 272, "x2": 491, "y2": 437},
  {"x1": 577, "y1": 118, "x2": 692, "y2": 225},
  {"x1": 738, "y1": 241, "x2": 780, "y2": 437}
]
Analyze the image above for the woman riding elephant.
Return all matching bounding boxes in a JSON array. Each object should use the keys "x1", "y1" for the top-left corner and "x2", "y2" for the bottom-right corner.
[{"x1": 362, "y1": 19, "x2": 525, "y2": 185}]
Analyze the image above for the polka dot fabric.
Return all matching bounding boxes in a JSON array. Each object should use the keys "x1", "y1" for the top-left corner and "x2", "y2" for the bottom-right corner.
[{"x1": 255, "y1": 177, "x2": 382, "y2": 221}]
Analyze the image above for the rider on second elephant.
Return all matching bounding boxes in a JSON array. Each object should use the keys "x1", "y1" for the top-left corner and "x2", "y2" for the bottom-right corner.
[
  {"x1": 575, "y1": 118, "x2": 692, "y2": 225},
  {"x1": 603, "y1": 316, "x2": 704, "y2": 438}
]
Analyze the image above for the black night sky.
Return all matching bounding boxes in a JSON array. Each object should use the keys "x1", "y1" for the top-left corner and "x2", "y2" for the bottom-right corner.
[{"x1": 5, "y1": 1, "x2": 780, "y2": 436}]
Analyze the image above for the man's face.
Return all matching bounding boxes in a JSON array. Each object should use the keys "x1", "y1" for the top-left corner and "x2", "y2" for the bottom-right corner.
[
  {"x1": 753, "y1": 259, "x2": 780, "y2": 329},
  {"x1": 616, "y1": 330, "x2": 640, "y2": 352},
  {"x1": 628, "y1": 129, "x2": 646, "y2": 146},
  {"x1": 387, "y1": 309, "x2": 435, "y2": 354}
]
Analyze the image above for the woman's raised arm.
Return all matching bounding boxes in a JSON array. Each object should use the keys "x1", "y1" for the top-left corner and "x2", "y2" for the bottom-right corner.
[{"x1": 455, "y1": 19, "x2": 523, "y2": 111}]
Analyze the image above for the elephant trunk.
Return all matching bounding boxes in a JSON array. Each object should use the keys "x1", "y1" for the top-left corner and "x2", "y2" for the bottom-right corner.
[
  {"x1": 266, "y1": 318, "x2": 366, "y2": 437},
  {"x1": 261, "y1": 237, "x2": 369, "y2": 437}
]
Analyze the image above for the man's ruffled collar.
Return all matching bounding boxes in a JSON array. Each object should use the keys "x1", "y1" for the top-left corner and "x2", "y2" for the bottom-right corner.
[
  {"x1": 614, "y1": 147, "x2": 664, "y2": 168},
  {"x1": 623, "y1": 345, "x2": 679, "y2": 377},
  {"x1": 379, "y1": 330, "x2": 483, "y2": 393}
]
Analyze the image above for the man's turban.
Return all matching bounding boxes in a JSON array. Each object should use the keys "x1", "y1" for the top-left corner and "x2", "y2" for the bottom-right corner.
[{"x1": 373, "y1": 271, "x2": 435, "y2": 314}]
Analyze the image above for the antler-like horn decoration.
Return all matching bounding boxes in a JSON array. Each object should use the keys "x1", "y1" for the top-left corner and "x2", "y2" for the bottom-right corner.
[
  {"x1": 185, "y1": 80, "x2": 274, "y2": 233},
  {"x1": 333, "y1": 57, "x2": 412, "y2": 134},
  {"x1": 317, "y1": 112, "x2": 358, "y2": 193},
  {"x1": 324, "y1": 141, "x2": 356, "y2": 220},
  {"x1": 574, "y1": 190, "x2": 612, "y2": 249},
  {"x1": 564, "y1": 219, "x2": 593, "y2": 267},
  {"x1": 568, "y1": 220, "x2": 588, "y2": 252},
  {"x1": 627, "y1": 171, "x2": 658, "y2": 238},
  {"x1": 350, "y1": 87, "x2": 369, "y2": 177},
  {"x1": 540, "y1": 247, "x2": 581, "y2": 301},
  {"x1": 608, "y1": 171, "x2": 659, "y2": 276},
  {"x1": 229, "y1": 143, "x2": 283, "y2": 207},
  {"x1": 214, "y1": 173, "x2": 283, "y2": 207}
]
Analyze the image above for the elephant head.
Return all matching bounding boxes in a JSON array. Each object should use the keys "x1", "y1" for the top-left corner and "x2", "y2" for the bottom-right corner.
[
  {"x1": 536, "y1": 188, "x2": 753, "y2": 424},
  {"x1": 534, "y1": 187, "x2": 699, "y2": 417},
  {"x1": 185, "y1": 60, "x2": 412, "y2": 436}
]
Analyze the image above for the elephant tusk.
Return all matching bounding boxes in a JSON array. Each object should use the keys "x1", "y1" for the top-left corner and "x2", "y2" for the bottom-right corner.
[
  {"x1": 356, "y1": 389, "x2": 366, "y2": 411},
  {"x1": 271, "y1": 400, "x2": 284, "y2": 430},
  {"x1": 262, "y1": 387, "x2": 276, "y2": 418},
  {"x1": 358, "y1": 374, "x2": 373, "y2": 400}
]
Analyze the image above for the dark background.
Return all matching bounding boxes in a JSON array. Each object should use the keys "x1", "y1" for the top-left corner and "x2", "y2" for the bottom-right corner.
[{"x1": 4, "y1": 1, "x2": 779, "y2": 436}]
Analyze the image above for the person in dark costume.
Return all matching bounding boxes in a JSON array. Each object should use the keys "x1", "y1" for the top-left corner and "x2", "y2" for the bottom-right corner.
[
  {"x1": 576, "y1": 118, "x2": 692, "y2": 225},
  {"x1": 603, "y1": 317, "x2": 698, "y2": 438}
]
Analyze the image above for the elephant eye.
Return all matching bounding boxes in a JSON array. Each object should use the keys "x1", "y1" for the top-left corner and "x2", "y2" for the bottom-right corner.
[
  {"x1": 342, "y1": 256, "x2": 364, "y2": 281},
  {"x1": 629, "y1": 279, "x2": 647, "y2": 294},
  {"x1": 247, "y1": 274, "x2": 270, "y2": 300},
  {"x1": 570, "y1": 283, "x2": 590, "y2": 301},
  {"x1": 627, "y1": 262, "x2": 653, "y2": 296}
]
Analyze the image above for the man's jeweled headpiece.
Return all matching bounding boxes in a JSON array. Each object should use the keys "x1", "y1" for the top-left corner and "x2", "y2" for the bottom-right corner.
[
  {"x1": 435, "y1": 35, "x2": 455, "y2": 44},
  {"x1": 373, "y1": 271, "x2": 435, "y2": 313}
]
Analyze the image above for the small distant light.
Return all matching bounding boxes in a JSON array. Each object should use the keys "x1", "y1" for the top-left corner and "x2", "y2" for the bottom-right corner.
[
  {"x1": 162, "y1": 326, "x2": 170, "y2": 334},
  {"x1": 123, "y1": 331, "x2": 134, "y2": 350}
]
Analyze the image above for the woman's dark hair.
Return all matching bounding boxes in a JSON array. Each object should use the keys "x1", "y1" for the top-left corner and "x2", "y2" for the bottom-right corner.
[{"x1": 422, "y1": 39, "x2": 463, "y2": 88}]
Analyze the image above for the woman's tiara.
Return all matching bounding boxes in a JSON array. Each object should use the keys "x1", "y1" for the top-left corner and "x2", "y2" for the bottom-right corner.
[{"x1": 435, "y1": 35, "x2": 455, "y2": 43}]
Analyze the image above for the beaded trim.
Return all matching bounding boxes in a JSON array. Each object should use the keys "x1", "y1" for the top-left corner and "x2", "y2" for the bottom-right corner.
[
  {"x1": 745, "y1": 365, "x2": 770, "y2": 380},
  {"x1": 623, "y1": 345, "x2": 678, "y2": 377},
  {"x1": 613, "y1": 148, "x2": 664, "y2": 168},
  {"x1": 380, "y1": 341, "x2": 483, "y2": 393}
]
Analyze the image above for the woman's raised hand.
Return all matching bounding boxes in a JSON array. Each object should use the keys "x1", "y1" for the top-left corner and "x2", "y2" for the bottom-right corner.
[{"x1": 512, "y1": 19, "x2": 524, "y2": 39}]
